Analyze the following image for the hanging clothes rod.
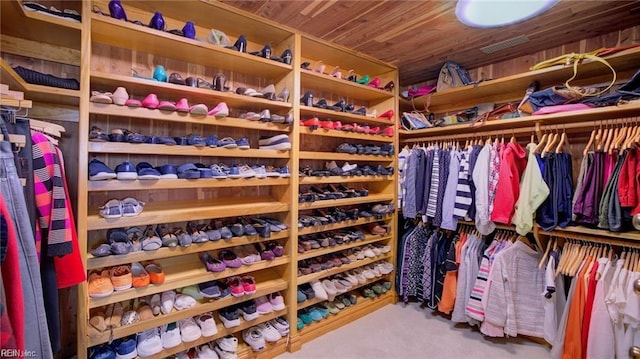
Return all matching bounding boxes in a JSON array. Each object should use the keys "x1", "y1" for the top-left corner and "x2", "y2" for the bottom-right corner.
[
  {"x1": 539, "y1": 230, "x2": 640, "y2": 249},
  {"x1": 402, "y1": 116, "x2": 640, "y2": 143}
]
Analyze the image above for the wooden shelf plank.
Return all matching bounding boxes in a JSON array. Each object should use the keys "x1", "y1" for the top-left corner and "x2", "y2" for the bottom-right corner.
[
  {"x1": 300, "y1": 126, "x2": 393, "y2": 142},
  {"x1": 89, "y1": 256, "x2": 290, "y2": 308},
  {"x1": 298, "y1": 235, "x2": 392, "y2": 261},
  {"x1": 91, "y1": 14, "x2": 292, "y2": 79},
  {"x1": 90, "y1": 72, "x2": 293, "y2": 116},
  {"x1": 301, "y1": 70, "x2": 393, "y2": 102},
  {"x1": 543, "y1": 225, "x2": 640, "y2": 242},
  {"x1": 87, "y1": 230, "x2": 291, "y2": 270},
  {"x1": 0, "y1": 58, "x2": 80, "y2": 106},
  {"x1": 89, "y1": 102, "x2": 291, "y2": 132},
  {"x1": 0, "y1": 0, "x2": 80, "y2": 50},
  {"x1": 400, "y1": 101, "x2": 640, "y2": 139},
  {"x1": 88, "y1": 272, "x2": 287, "y2": 346},
  {"x1": 88, "y1": 177, "x2": 290, "y2": 192},
  {"x1": 300, "y1": 105, "x2": 395, "y2": 126},
  {"x1": 299, "y1": 151, "x2": 394, "y2": 162},
  {"x1": 297, "y1": 291, "x2": 394, "y2": 344},
  {"x1": 297, "y1": 253, "x2": 392, "y2": 285},
  {"x1": 297, "y1": 215, "x2": 393, "y2": 236},
  {"x1": 401, "y1": 46, "x2": 640, "y2": 114},
  {"x1": 87, "y1": 142, "x2": 291, "y2": 159},
  {"x1": 299, "y1": 175, "x2": 393, "y2": 185},
  {"x1": 0, "y1": 98, "x2": 32, "y2": 109},
  {"x1": 297, "y1": 273, "x2": 393, "y2": 310},
  {"x1": 87, "y1": 197, "x2": 289, "y2": 231},
  {"x1": 143, "y1": 308, "x2": 288, "y2": 359},
  {"x1": 298, "y1": 194, "x2": 395, "y2": 211}
]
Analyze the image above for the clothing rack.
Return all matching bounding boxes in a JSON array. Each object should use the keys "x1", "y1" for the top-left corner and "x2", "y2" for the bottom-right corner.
[
  {"x1": 539, "y1": 230, "x2": 640, "y2": 250},
  {"x1": 402, "y1": 116, "x2": 640, "y2": 143}
]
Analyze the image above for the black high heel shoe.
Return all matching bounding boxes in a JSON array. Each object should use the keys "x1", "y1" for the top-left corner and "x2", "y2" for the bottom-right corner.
[
  {"x1": 313, "y1": 98, "x2": 329, "y2": 109},
  {"x1": 300, "y1": 91, "x2": 313, "y2": 107},
  {"x1": 383, "y1": 81, "x2": 395, "y2": 92},
  {"x1": 280, "y1": 49, "x2": 292, "y2": 65},
  {"x1": 250, "y1": 43, "x2": 271, "y2": 59},
  {"x1": 329, "y1": 99, "x2": 346, "y2": 112},
  {"x1": 230, "y1": 35, "x2": 247, "y2": 52}
]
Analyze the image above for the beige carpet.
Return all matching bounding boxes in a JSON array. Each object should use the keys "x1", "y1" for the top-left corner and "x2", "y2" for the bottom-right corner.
[{"x1": 278, "y1": 302, "x2": 550, "y2": 359}]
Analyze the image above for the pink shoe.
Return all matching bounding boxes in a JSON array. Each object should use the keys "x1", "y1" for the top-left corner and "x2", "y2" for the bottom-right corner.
[
  {"x1": 227, "y1": 276, "x2": 245, "y2": 297},
  {"x1": 142, "y1": 94, "x2": 159, "y2": 109},
  {"x1": 125, "y1": 99, "x2": 142, "y2": 108},
  {"x1": 268, "y1": 292, "x2": 285, "y2": 311},
  {"x1": 207, "y1": 102, "x2": 229, "y2": 118},
  {"x1": 175, "y1": 98, "x2": 189, "y2": 112},
  {"x1": 382, "y1": 126, "x2": 394, "y2": 137},
  {"x1": 189, "y1": 103, "x2": 208, "y2": 116},
  {"x1": 241, "y1": 276, "x2": 256, "y2": 295},
  {"x1": 157, "y1": 101, "x2": 176, "y2": 111}
]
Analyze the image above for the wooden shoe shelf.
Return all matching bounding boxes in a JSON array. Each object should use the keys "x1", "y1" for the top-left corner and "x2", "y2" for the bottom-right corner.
[{"x1": 30, "y1": 0, "x2": 401, "y2": 358}]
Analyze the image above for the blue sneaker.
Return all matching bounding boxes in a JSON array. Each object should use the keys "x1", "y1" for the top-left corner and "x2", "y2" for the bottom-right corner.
[
  {"x1": 210, "y1": 164, "x2": 228, "y2": 178},
  {"x1": 228, "y1": 164, "x2": 241, "y2": 178},
  {"x1": 156, "y1": 164, "x2": 178, "y2": 179},
  {"x1": 177, "y1": 163, "x2": 201, "y2": 179},
  {"x1": 194, "y1": 163, "x2": 213, "y2": 178},
  {"x1": 111, "y1": 336, "x2": 137, "y2": 358},
  {"x1": 115, "y1": 161, "x2": 137, "y2": 180},
  {"x1": 258, "y1": 134, "x2": 291, "y2": 150},
  {"x1": 187, "y1": 134, "x2": 206, "y2": 147},
  {"x1": 217, "y1": 137, "x2": 237, "y2": 148},
  {"x1": 89, "y1": 159, "x2": 117, "y2": 181},
  {"x1": 236, "y1": 137, "x2": 250, "y2": 149},
  {"x1": 205, "y1": 135, "x2": 218, "y2": 147},
  {"x1": 277, "y1": 165, "x2": 291, "y2": 178},
  {"x1": 89, "y1": 344, "x2": 116, "y2": 359},
  {"x1": 136, "y1": 162, "x2": 161, "y2": 180}
]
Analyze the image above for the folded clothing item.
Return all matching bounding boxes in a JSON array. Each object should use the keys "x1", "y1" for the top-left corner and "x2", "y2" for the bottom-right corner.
[{"x1": 13, "y1": 66, "x2": 80, "y2": 90}]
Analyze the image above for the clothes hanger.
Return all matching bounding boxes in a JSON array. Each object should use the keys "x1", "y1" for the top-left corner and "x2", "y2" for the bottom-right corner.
[
  {"x1": 542, "y1": 128, "x2": 559, "y2": 157},
  {"x1": 555, "y1": 130, "x2": 567, "y2": 154},
  {"x1": 583, "y1": 128, "x2": 597, "y2": 156},
  {"x1": 28, "y1": 119, "x2": 65, "y2": 138},
  {"x1": 538, "y1": 237, "x2": 554, "y2": 269},
  {"x1": 535, "y1": 132, "x2": 548, "y2": 154}
]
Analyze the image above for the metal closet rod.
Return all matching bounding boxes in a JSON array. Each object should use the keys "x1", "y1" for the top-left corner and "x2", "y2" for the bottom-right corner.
[
  {"x1": 538, "y1": 230, "x2": 640, "y2": 250},
  {"x1": 402, "y1": 116, "x2": 640, "y2": 143}
]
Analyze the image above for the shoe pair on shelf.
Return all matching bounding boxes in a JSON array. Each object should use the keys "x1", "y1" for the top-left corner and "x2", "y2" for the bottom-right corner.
[
  {"x1": 236, "y1": 84, "x2": 289, "y2": 102},
  {"x1": 300, "y1": 61, "x2": 394, "y2": 91},
  {"x1": 243, "y1": 317, "x2": 289, "y2": 352},
  {"x1": 240, "y1": 109, "x2": 293, "y2": 124},
  {"x1": 336, "y1": 142, "x2": 395, "y2": 156},
  {"x1": 302, "y1": 117, "x2": 394, "y2": 136},
  {"x1": 88, "y1": 261, "x2": 164, "y2": 298}
]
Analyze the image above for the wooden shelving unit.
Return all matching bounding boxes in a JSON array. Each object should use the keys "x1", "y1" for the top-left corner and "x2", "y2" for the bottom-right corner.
[
  {"x1": 297, "y1": 253, "x2": 392, "y2": 285},
  {"x1": 0, "y1": 58, "x2": 80, "y2": 106},
  {"x1": 400, "y1": 46, "x2": 640, "y2": 114},
  {"x1": 297, "y1": 274, "x2": 393, "y2": 310},
  {"x1": 0, "y1": 0, "x2": 402, "y2": 357}
]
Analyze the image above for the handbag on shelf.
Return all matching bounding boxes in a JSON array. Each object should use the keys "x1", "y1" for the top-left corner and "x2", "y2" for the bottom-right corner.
[
  {"x1": 471, "y1": 102, "x2": 520, "y2": 127},
  {"x1": 436, "y1": 61, "x2": 474, "y2": 92},
  {"x1": 530, "y1": 50, "x2": 616, "y2": 97},
  {"x1": 401, "y1": 112, "x2": 433, "y2": 131},
  {"x1": 518, "y1": 86, "x2": 599, "y2": 114},
  {"x1": 436, "y1": 107, "x2": 478, "y2": 127}
]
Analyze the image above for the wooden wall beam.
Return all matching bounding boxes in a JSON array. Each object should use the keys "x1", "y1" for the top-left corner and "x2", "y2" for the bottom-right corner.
[{"x1": 1, "y1": 35, "x2": 80, "y2": 66}]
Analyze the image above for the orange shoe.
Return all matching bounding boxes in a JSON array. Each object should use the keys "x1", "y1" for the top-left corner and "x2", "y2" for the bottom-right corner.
[
  {"x1": 88, "y1": 270, "x2": 114, "y2": 298},
  {"x1": 145, "y1": 262, "x2": 165, "y2": 284},
  {"x1": 302, "y1": 117, "x2": 320, "y2": 129},
  {"x1": 131, "y1": 262, "x2": 150, "y2": 288},
  {"x1": 110, "y1": 265, "x2": 132, "y2": 291}
]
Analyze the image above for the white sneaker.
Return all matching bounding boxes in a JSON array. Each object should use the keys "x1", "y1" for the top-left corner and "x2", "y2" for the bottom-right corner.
[
  {"x1": 252, "y1": 165, "x2": 267, "y2": 179},
  {"x1": 269, "y1": 317, "x2": 290, "y2": 336},
  {"x1": 136, "y1": 327, "x2": 162, "y2": 357},
  {"x1": 214, "y1": 335, "x2": 238, "y2": 359},
  {"x1": 237, "y1": 164, "x2": 256, "y2": 178},
  {"x1": 149, "y1": 293, "x2": 161, "y2": 316},
  {"x1": 321, "y1": 279, "x2": 338, "y2": 302},
  {"x1": 256, "y1": 322, "x2": 282, "y2": 342},
  {"x1": 378, "y1": 262, "x2": 395, "y2": 274},
  {"x1": 179, "y1": 317, "x2": 202, "y2": 342},
  {"x1": 174, "y1": 294, "x2": 196, "y2": 310},
  {"x1": 160, "y1": 322, "x2": 181, "y2": 349},
  {"x1": 196, "y1": 312, "x2": 218, "y2": 337},
  {"x1": 310, "y1": 280, "x2": 328, "y2": 300},
  {"x1": 342, "y1": 162, "x2": 357, "y2": 172},
  {"x1": 343, "y1": 272, "x2": 358, "y2": 285},
  {"x1": 175, "y1": 352, "x2": 190, "y2": 359},
  {"x1": 242, "y1": 327, "x2": 266, "y2": 351},
  {"x1": 362, "y1": 247, "x2": 376, "y2": 258},
  {"x1": 160, "y1": 290, "x2": 176, "y2": 315},
  {"x1": 195, "y1": 343, "x2": 219, "y2": 359}
]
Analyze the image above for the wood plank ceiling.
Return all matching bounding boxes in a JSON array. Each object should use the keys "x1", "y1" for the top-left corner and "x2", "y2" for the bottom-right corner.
[{"x1": 221, "y1": 0, "x2": 640, "y2": 86}]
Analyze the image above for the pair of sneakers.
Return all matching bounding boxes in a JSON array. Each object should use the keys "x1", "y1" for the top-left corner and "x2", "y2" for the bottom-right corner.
[{"x1": 242, "y1": 318, "x2": 289, "y2": 351}]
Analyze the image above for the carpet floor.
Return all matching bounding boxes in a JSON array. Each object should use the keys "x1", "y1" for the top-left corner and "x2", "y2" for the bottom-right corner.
[{"x1": 277, "y1": 302, "x2": 550, "y2": 359}]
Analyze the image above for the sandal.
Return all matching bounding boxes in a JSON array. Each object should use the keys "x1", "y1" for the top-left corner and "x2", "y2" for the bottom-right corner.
[
  {"x1": 99, "y1": 199, "x2": 123, "y2": 219},
  {"x1": 89, "y1": 126, "x2": 109, "y2": 142},
  {"x1": 90, "y1": 91, "x2": 113, "y2": 104},
  {"x1": 120, "y1": 197, "x2": 144, "y2": 217}
]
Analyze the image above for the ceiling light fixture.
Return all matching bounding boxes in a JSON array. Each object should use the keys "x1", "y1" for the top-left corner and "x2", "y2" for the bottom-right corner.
[{"x1": 455, "y1": 0, "x2": 560, "y2": 28}]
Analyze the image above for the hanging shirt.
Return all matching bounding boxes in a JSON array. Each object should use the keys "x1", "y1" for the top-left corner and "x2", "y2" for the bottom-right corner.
[
  {"x1": 512, "y1": 143, "x2": 550, "y2": 235},
  {"x1": 403, "y1": 150, "x2": 418, "y2": 219},
  {"x1": 586, "y1": 258, "x2": 615, "y2": 359},
  {"x1": 440, "y1": 150, "x2": 461, "y2": 231},
  {"x1": 472, "y1": 144, "x2": 495, "y2": 235},
  {"x1": 487, "y1": 142, "x2": 501, "y2": 214},
  {"x1": 453, "y1": 149, "x2": 472, "y2": 220},
  {"x1": 491, "y1": 142, "x2": 527, "y2": 224}
]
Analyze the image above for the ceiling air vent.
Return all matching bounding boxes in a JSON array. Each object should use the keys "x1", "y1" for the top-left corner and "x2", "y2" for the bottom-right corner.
[{"x1": 480, "y1": 35, "x2": 530, "y2": 54}]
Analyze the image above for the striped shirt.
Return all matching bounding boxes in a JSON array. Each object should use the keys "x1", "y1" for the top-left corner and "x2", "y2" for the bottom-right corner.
[{"x1": 453, "y1": 149, "x2": 472, "y2": 219}]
